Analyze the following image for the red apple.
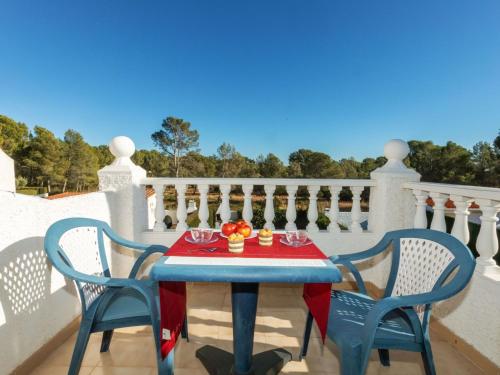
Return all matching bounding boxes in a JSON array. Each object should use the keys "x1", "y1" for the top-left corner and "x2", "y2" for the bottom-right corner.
[
  {"x1": 222, "y1": 222, "x2": 237, "y2": 236},
  {"x1": 237, "y1": 224, "x2": 252, "y2": 238}
]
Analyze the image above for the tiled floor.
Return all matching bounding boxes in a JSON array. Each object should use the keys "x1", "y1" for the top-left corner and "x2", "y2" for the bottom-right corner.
[{"x1": 33, "y1": 283, "x2": 484, "y2": 375}]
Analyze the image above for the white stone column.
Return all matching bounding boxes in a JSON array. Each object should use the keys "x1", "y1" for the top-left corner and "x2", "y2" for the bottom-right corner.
[
  {"x1": 153, "y1": 183, "x2": 166, "y2": 231},
  {"x1": 306, "y1": 185, "x2": 320, "y2": 232},
  {"x1": 197, "y1": 184, "x2": 210, "y2": 228},
  {"x1": 475, "y1": 199, "x2": 500, "y2": 270},
  {"x1": 98, "y1": 136, "x2": 147, "y2": 241},
  {"x1": 430, "y1": 192, "x2": 447, "y2": 232},
  {"x1": 450, "y1": 195, "x2": 471, "y2": 244},
  {"x1": 97, "y1": 136, "x2": 147, "y2": 277},
  {"x1": 219, "y1": 184, "x2": 232, "y2": 224},
  {"x1": 413, "y1": 189, "x2": 429, "y2": 229},
  {"x1": 285, "y1": 185, "x2": 298, "y2": 231},
  {"x1": 175, "y1": 184, "x2": 188, "y2": 232},
  {"x1": 264, "y1": 184, "x2": 276, "y2": 230},
  {"x1": 327, "y1": 186, "x2": 341, "y2": 233},
  {"x1": 242, "y1": 184, "x2": 254, "y2": 228},
  {"x1": 368, "y1": 139, "x2": 421, "y2": 234},
  {"x1": 350, "y1": 186, "x2": 364, "y2": 233}
]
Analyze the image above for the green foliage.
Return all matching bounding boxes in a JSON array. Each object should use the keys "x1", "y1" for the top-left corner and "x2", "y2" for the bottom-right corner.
[
  {"x1": 15, "y1": 176, "x2": 28, "y2": 188},
  {"x1": 0, "y1": 115, "x2": 29, "y2": 157},
  {"x1": 256, "y1": 153, "x2": 286, "y2": 177},
  {"x1": 288, "y1": 149, "x2": 344, "y2": 178},
  {"x1": 151, "y1": 117, "x2": 199, "y2": 177},
  {"x1": 64, "y1": 129, "x2": 99, "y2": 191}
]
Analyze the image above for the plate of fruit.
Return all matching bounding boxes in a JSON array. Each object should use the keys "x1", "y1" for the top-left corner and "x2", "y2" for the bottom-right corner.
[{"x1": 220, "y1": 220, "x2": 256, "y2": 239}]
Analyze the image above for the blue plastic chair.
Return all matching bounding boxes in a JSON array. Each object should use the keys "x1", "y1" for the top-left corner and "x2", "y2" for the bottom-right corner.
[
  {"x1": 44, "y1": 217, "x2": 187, "y2": 375},
  {"x1": 300, "y1": 229, "x2": 475, "y2": 375}
]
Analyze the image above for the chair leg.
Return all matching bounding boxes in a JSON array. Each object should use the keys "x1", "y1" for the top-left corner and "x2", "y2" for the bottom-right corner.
[
  {"x1": 299, "y1": 311, "x2": 314, "y2": 360},
  {"x1": 68, "y1": 321, "x2": 92, "y2": 375},
  {"x1": 100, "y1": 330, "x2": 114, "y2": 353},
  {"x1": 181, "y1": 315, "x2": 189, "y2": 342},
  {"x1": 421, "y1": 339, "x2": 436, "y2": 375},
  {"x1": 158, "y1": 349, "x2": 174, "y2": 375},
  {"x1": 378, "y1": 349, "x2": 390, "y2": 366},
  {"x1": 340, "y1": 341, "x2": 363, "y2": 375}
]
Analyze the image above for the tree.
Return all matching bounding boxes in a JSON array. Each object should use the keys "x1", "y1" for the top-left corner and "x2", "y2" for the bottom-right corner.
[
  {"x1": 64, "y1": 130, "x2": 99, "y2": 191},
  {"x1": 472, "y1": 141, "x2": 499, "y2": 187},
  {"x1": 0, "y1": 115, "x2": 29, "y2": 175},
  {"x1": 151, "y1": 117, "x2": 199, "y2": 177},
  {"x1": 288, "y1": 149, "x2": 344, "y2": 178},
  {"x1": 408, "y1": 140, "x2": 475, "y2": 184},
  {"x1": 339, "y1": 158, "x2": 361, "y2": 179},
  {"x1": 133, "y1": 149, "x2": 170, "y2": 177},
  {"x1": 256, "y1": 153, "x2": 286, "y2": 177},
  {"x1": 22, "y1": 126, "x2": 66, "y2": 192},
  {"x1": 217, "y1": 142, "x2": 237, "y2": 177},
  {"x1": 182, "y1": 152, "x2": 217, "y2": 177},
  {"x1": 93, "y1": 145, "x2": 114, "y2": 169}
]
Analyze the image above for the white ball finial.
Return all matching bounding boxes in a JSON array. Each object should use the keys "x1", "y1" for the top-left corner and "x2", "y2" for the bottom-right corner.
[
  {"x1": 384, "y1": 139, "x2": 409, "y2": 162},
  {"x1": 373, "y1": 139, "x2": 413, "y2": 173},
  {"x1": 109, "y1": 136, "x2": 135, "y2": 158},
  {"x1": 109, "y1": 136, "x2": 136, "y2": 166}
]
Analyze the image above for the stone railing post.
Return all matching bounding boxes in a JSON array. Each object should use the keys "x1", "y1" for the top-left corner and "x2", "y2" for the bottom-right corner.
[
  {"x1": 0, "y1": 148, "x2": 15, "y2": 193},
  {"x1": 97, "y1": 136, "x2": 148, "y2": 277},
  {"x1": 368, "y1": 139, "x2": 421, "y2": 234},
  {"x1": 98, "y1": 136, "x2": 147, "y2": 241}
]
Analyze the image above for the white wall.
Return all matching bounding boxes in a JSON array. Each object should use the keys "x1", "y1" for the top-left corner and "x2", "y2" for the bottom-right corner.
[
  {"x1": 0, "y1": 191, "x2": 114, "y2": 375},
  {"x1": 0, "y1": 149, "x2": 15, "y2": 193}
]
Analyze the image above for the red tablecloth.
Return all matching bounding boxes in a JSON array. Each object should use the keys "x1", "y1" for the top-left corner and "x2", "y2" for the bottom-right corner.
[{"x1": 159, "y1": 232, "x2": 332, "y2": 358}]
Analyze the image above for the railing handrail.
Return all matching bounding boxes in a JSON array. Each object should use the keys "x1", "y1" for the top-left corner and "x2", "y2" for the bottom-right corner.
[
  {"x1": 404, "y1": 181, "x2": 500, "y2": 201},
  {"x1": 141, "y1": 177, "x2": 376, "y2": 187}
]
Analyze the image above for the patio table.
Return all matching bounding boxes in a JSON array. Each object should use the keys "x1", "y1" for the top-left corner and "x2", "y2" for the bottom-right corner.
[{"x1": 150, "y1": 232, "x2": 342, "y2": 375}]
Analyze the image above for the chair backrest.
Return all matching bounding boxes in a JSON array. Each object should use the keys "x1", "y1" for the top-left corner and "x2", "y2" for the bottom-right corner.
[
  {"x1": 44, "y1": 218, "x2": 112, "y2": 310},
  {"x1": 382, "y1": 229, "x2": 475, "y2": 325}
]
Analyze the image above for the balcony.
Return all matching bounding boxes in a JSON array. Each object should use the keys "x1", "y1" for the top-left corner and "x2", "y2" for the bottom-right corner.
[{"x1": 0, "y1": 137, "x2": 499, "y2": 375}]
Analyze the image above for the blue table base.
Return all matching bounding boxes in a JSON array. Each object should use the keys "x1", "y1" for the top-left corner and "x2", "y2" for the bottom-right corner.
[{"x1": 195, "y1": 283, "x2": 292, "y2": 375}]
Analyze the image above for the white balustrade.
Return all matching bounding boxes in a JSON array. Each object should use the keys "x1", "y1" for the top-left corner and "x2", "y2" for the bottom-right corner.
[
  {"x1": 350, "y1": 186, "x2": 364, "y2": 233},
  {"x1": 476, "y1": 199, "x2": 500, "y2": 268},
  {"x1": 285, "y1": 185, "x2": 298, "y2": 231},
  {"x1": 153, "y1": 183, "x2": 166, "y2": 231},
  {"x1": 242, "y1": 184, "x2": 254, "y2": 228},
  {"x1": 219, "y1": 184, "x2": 232, "y2": 224},
  {"x1": 197, "y1": 184, "x2": 210, "y2": 228},
  {"x1": 450, "y1": 195, "x2": 471, "y2": 244},
  {"x1": 327, "y1": 186, "x2": 341, "y2": 233},
  {"x1": 306, "y1": 185, "x2": 320, "y2": 232},
  {"x1": 263, "y1": 184, "x2": 276, "y2": 230},
  {"x1": 175, "y1": 183, "x2": 188, "y2": 232},
  {"x1": 430, "y1": 192, "x2": 447, "y2": 232},
  {"x1": 413, "y1": 190, "x2": 429, "y2": 229},
  {"x1": 405, "y1": 181, "x2": 500, "y2": 271}
]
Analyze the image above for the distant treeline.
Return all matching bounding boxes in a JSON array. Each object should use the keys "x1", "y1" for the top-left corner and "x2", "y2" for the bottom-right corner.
[{"x1": 0, "y1": 114, "x2": 498, "y2": 193}]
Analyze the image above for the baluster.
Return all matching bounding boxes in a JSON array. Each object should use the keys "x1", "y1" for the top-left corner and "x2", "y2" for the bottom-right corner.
[
  {"x1": 430, "y1": 192, "x2": 447, "y2": 232},
  {"x1": 242, "y1": 184, "x2": 254, "y2": 228},
  {"x1": 413, "y1": 190, "x2": 429, "y2": 229},
  {"x1": 327, "y1": 186, "x2": 341, "y2": 233},
  {"x1": 175, "y1": 184, "x2": 187, "y2": 232},
  {"x1": 264, "y1": 184, "x2": 276, "y2": 230},
  {"x1": 285, "y1": 185, "x2": 298, "y2": 231},
  {"x1": 219, "y1": 184, "x2": 232, "y2": 224},
  {"x1": 350, "y1": 186, "x2": 363, "y2": 233},
  {"x1": 306, "y1": 185, "x2": 320, "y2": 232},
  {"x1": 153, "y1": 184, "x2": 166, "y2": 231},
  {"x1": 450, "y1": 195, "x2": 471, "y2": 244},
  {"x1": 475, "y1": 199, "x2": 500, "y2": 268},
  {"x1": 198, "y1": 184, "x2": 210, "y2": 228}
]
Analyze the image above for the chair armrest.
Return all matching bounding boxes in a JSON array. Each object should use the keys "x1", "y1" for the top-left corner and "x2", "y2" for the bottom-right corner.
[
  {"x1": 128, "y1": 245, "x2": 168, "y2": 279},
  {"x1": 330, "y1": 256, "x2": 368, "y2": 295}
]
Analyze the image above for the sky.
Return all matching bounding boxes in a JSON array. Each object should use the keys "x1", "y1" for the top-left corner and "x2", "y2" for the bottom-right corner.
[{"x1": 1, "y1": 0, "x2": 499, "y2": 162}]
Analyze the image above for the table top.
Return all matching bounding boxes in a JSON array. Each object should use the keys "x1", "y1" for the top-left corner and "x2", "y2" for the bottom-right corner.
[
  {"x1": 150, "y1": 232, "x2": 342, "y2": 283},
  {"x1": 150, "y1": 255, "x2": 341, "y2": 283}
]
